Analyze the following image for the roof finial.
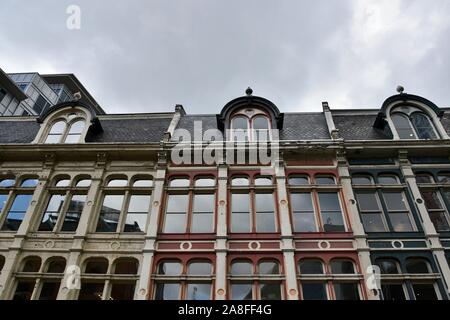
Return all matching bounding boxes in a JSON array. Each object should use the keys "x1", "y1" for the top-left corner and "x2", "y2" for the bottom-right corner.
[
  {"x1": 245, "y1": 87, "x2": 253, "y2": 96},
  {"x1": 396, "y1": 85, "x2": 405, "y2": 94}
]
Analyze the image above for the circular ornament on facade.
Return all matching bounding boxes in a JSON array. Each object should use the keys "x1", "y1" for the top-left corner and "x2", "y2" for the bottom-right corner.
[
  {"x1": 139, "y1": 289, "x2": 146, "y2": 296},
  {"x1": 110, "y1": 241, "x2": 121, "y2": 250},
  {"x1": 45, "y1": 240, "x2": 55, "y2": 248},
  {"x1": 391, "y1": 240, "x2": 404, "y2": 249},
  {"x1": 219, "y1": 200, "x2": 226, "y2": 206},
  {"x1": 280, "y1": 199, "x2": 287, "y2": 206},
  {"x1": 180, "y1": 242, "x2": 192, "y2": 250},
  {"x1": 319, "y1": 241, "x2": 331, "y2": 250},
  {"x1": 249, "y1": 241, "x2": 261, "y2": 250},
  {"x1": 289, "y1": 289, "x2": 297, "y2": 296},
  {"x1": 416, "y1": 198, "x2": 423, "y2": 204},
  {"x1": 31, "y1": 200, "x2": 37, "y2": 206},
  {"x1": 153, "y1": 201, "x2": 159, "y2": 207},
  {"x1": 217, "y1": 288, "x2": 225, "y2": 296},
  {"x1": 87, "y1": 201, "x2": 93, "y2": 206},
  {"x1": 350, "y1": 199, "x2": 356, "y2": 205}
]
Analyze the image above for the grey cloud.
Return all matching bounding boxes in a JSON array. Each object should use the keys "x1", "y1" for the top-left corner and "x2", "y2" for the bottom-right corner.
[{"x1": 0, "y1": 0, "x2": 449, "y2": 114}]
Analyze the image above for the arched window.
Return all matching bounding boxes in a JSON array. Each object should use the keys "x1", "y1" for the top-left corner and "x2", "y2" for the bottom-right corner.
[
  {"x1": 390, "y1": 106, "x2": 439, "y2": 140},
  {"x1": 44, "y1": 118, "x2": 86, "y2": 144},
  {"x1": 230, "y1": 109, "x2": 272, "y2": 142}
]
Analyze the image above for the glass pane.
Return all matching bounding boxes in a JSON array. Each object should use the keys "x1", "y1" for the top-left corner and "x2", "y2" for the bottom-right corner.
[
  {"x1": 76, "y1": 179, "x2": 91, "y2": 187},
  {"x1": 78, "y1": 282, "x2": 104, "y2": 300},
  {"x1": 2, "y1": 194, "x2": 32, "y2": 231},
  {"x1": 169, "y1": 178, "x2": 190, "y2": 187},
  {"x1": 38, "y1": 282, "x2": 60, "y2": 300},
  {"x1": 125, "y1": 195, "x2": 150, "y2": 232},
  {"x1": 406, "y1": 259, "x2": 429, "y2": 274},
  {"x1": 44, "y1": 134, "x2": 61, "y2": 144},
  {"x1": 0, "y1": 179, "x2": 15, "y2": 187},
  {"x1": 416, "y1": 174, "x2": 434, "y2": 184},
  {"x1": 389, "y1": 212, "x2": 414, "y2": 232},
  {"x1": 96, "y1": 195, "x2": 123, "y2": 232},
  {"x1": 352, "y1": 176, "x2": 372, "y2": 185},
  {"x1": 47, "y1": 260, "x2": 66, "y2": 273},
  {"x1": 154, "y1": 283, "x2": 180, "y2": 300},
  {"x1": 231, "y1": 262, "x2": 252, "y2": 275},
  {"x1": 289, "y1": 176, "x2": 309, "y2": 185},
  {"x1": 61, "y1": 195, "x2": 86, "y2": 232},
  {"x1": 55, "y1": 179, "x2": 70, "y2": 187},
  {"x1": 85, "y1": 260, "x2": 108, "y2": 274},
  {"x1": 195, "y1": 178, "x2": 215, "y2": 187},
  {"x1": 20, "y1": 179, "x2": 38, "y2": 187},
  {"x1": 392, "y1": 113, "x2": 415, "y2": 139},
  {"x1": 39, "y1": 195, "x2": 65, "y2": 231},
  {"x1": 322, "y1": 211, "x2": 345, "y2": 232},
  {"x1": 191, "y1": 213, "x2": 214, "y2": 233},
  {"x1": 356, "y1": 192, "x2": 380, "y2": 211},
  {"x1": 421, "y1": 192, "x2": 443, "y2": 210},
  {"x1": 411, "y1": 113, "x2": 437, "y2": 140},
  {"x1": 231, "y1": 283, "x2": 253, "y2": 300},
  {"x1": 188, "y1": 262, "x2": 212, "y2": 275},
  {"x1": 378, "y1": 175, "x2": 399, "y2": 185},
  {"x1": 186, "y1": 283, "x2": 212, "y2": 300},
  {"x1": 255, "y1": 193, "x2": 275, "y2": 232},
  {"x1": 163, "y1": 213, "x2": 186, "y2": 233},
  {"x1": 361, "y1": 213, "x2": 387, "y2": 232},
  {"x1": 290, "y1": 193, "x2": 314, "y2": 211},
  {"x1": 253, "y1": 116, "x2": 269, "y2": 130},
  {"x1": 166, "y1": 194, "x2": 189, "y2": 213},
  {"x1": 316, "y1": 176, "x2": 335, "y2": 185},
  {"x1": 128, "y1": 195, "x2": 151, "y2": 213},
  {"x1": 302, "y1": 283, "x2": 327, "y2": 300},
  {"x1": 299, "y1": 260, "x2": 323, "y2": 274},
  {"x1": 331, "y1": 260, "x2": 355, "y2": 274},
  {"x1": 438, "y1": 173, "x2": 450, "y2": 184},
  {"x1": 107, "y1": 179, "x2": 128, "y2": 187},
  {"x1": 383, "y1": 192, "x2": 408, "y2": 211},
  {"x1": 193, "y1": 194, "x2": 214, "y2": 212},
  {"x1": 49, "y1": 121, "x2": 66, "y2": 134},
  {"x1": 13, "y1": 281, "x2": 35, "y2": 300},
  {"x1": 334, "y1": 283, "x2": 360, "y2": 300},
  {"x1": 115, "y1": 260, "x2": 138, "y2": 274},
  {"x1": 318, "y1": 193, "x2": 341, "y2": 210},
  {"x1": 259, "y1": 261, "x2": 279, "y2": 275},
  {"x1": 377, "y1": 260, "x2": 399, "y2": 274},
  {"x1": 158, "y1": 262, "x2": 182, "y2": 275},
  {"x1": 412, "y1": 284, "x2": 438, "y2": 300},
  {"x1": 232, "y1": 177, "x2": 249, "y2": 186},
  {"x1": 231, "y1": 194, "x2": 250, "y2": 232},
  {"x1": 0, "y1": 194, "x2": 7, "y2": 212},
  {"x1": 110, "y1": 283, "x2": 136, "y2": 300},
  {"x1": 260, "y1": 283, "x2": 281, "y2": 300},
  {"x1": 232, "y1": 116, "x2": 248, "y2": 130},
  {"x1": 429, "y1": 210, "x2": 450, "y2": 231},
  {"x1": 133, "y1": 179, "x2": 153, "y2": 187},
  {"x1": 254, "y1": 177, "x2": 272, "y2": 186},
  {"x1": 381, "y1": 284, "x2": 406, "y2": 300},
  {"x1": 64, "y1": 133, "x2": 81, "y2": 143},
  {"x1": 68, "y1": 120, "x2": 85, "y2": 134},
  {"x1": 23, "y1": 258, "x2": 41, "y2": 272},
  {"x1": 293, "y1": 212, "x2": 317, "y2": 232}
]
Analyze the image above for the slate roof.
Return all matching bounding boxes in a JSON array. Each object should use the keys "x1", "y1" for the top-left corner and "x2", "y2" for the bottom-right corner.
[
  {"x1": 280, "y1": 113, "x2": 330, "y2": 140},
  {"x1": 333, "y1": 114, "x2": 393, "y2": 140},
  {"x1": 86, "y1": 117, "x2": 172, "y2": 143},
  {"x1": 0, "y1": 120, "x2": 40, "y2": 143}
]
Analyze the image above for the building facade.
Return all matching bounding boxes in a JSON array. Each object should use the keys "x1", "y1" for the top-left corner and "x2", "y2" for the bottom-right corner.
[{"x1": 0, "y1": 86, "x2": 449, "y2": 301}]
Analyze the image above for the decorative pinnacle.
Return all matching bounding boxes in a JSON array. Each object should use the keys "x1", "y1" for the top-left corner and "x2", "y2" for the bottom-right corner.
[
  {"x1": 245, "y1": 87, "x2": 253, "y2": 96},
  {"x1": 396, "y1": 85, "x2": 405, "y2": 94}
]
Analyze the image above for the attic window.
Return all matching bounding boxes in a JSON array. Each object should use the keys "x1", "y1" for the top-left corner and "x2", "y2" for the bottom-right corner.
[
  {"x1": 390, "y1": 106, "x2": 439, "y2": 140},
  {"x1": 230, "y1": 108, "x2": 271, "y2": 142}
]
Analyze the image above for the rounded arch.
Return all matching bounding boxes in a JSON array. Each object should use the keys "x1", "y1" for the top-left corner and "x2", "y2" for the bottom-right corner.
[
  {"x1": 83, "y1": 257, "x2": 109, "y2": 274},
  {"x1": 217, "y1": 94, "x2": 284, "y2": 131},
  {"x1": 0, "y1": 255, "x2": 5, "y2": 272},
  {"x1": 20, "y1": 256, "x2": 42, "y2": 272},
  {"x1": 44, "y1": 256, "x2": 67, "y2": 273},
  {"x1": 113, "y1": 257, "x2": 139, "y2": 275}
]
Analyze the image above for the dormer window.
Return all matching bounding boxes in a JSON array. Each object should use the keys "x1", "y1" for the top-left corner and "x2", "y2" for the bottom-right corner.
[
  {"x1": 230, "y1": 109, "x2": 271, "y2": 142},
  {"x1": 44, "y1": 117, "x2": 86, "y2": 144},
  {"x1": 390, "y1": 106, "x2": 439, "y2": 140}
]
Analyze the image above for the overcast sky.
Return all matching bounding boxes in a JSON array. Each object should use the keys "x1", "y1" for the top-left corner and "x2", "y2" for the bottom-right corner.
[{"x1": 1, "y1": 0, "x2": 449, "y2": 114}]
